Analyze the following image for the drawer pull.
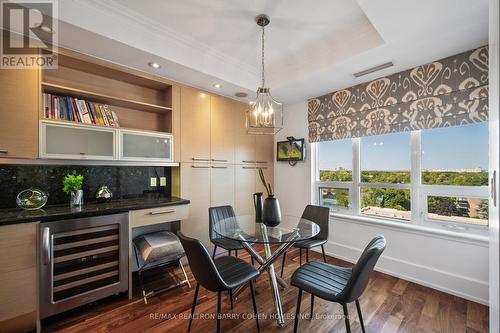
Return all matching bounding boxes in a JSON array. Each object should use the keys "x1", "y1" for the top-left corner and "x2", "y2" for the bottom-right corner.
[
  {"x1": 192, "y1": 158, "x2": 210, "y2": 161},
  {"x1": 211, "y1": 159, "x2": 228, "y2": 162},
  {"x1": 149, "y1": 210, "x2": 176, "y2": 215},
  {"x1": 191, "y1": 165, "x2": 210, "y2": 169},
  {"x1": 242, "y1": 166, "x2": 256, "y2": 169},
  {"x1": 256, "y1": 161, "x2": 267, "y2": 164},
  {"x1": 211, "y1": 166, "x2": 228, "y2": 169},
  {"x1": 0, "y1": 149, "x2": 8, "y2": 154},
  {"x1": 242, "y1": 160, "x2": 256, "y2": 163}
]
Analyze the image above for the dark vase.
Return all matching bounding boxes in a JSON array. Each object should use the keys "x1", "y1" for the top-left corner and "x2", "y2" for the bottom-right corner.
[
  {"x1": 253, "y1": 192, "x2": 264, "y2": 223},
  {"x1": 262, "y1": 195, "x2": 281, "y2": 227}
]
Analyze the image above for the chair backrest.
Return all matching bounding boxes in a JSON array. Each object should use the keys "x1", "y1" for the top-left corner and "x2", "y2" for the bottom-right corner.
[
  {"x1": 301, "y1": 205, "x2": 330, "y2": 241},
  {"x1": 209, "y1": 205, "x2": 236, "y2": 241},
  {"x1": 340, "y1": 235, "x2": 386, "y2": 302},
  {"x1": 177, "y1": 232, "x2": 228, "y2": 292}
]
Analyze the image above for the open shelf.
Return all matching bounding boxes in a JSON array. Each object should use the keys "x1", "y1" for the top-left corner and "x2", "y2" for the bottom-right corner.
[
  {"x1": 41, "y1": 82, "x2": 172, "y2": 114},
  {"x1": 39, "y1": 118, "x2": 172, "y2": 135}
]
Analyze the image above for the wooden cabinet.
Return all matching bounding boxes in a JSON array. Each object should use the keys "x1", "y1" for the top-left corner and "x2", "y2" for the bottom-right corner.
[
  {"x1": 0, "y1": 222, "x2": 37, "y2": 333},
  {"x1": 234, "y1": 165, "x2": 257, "y2": 215},
  {"x1": 210, "y1": 96, "x2": 235, "y2": 163},
  {"x1": 255, "y1": 135, "x2": 274, "y2": 165},
  {"x1": 0, "y1": 68, "x2": 39, "y2": 159},
  {"x1": 180, "y1": 163, "x2": 211, "y2": 245},
  {"x1": 210, "y1": 164, "x2": 235, "y2": 207},
  {"x1": 180, "y1": 87, "x2": 211, "y2": 162},
  {"x1": 233, "y1": 102, "x2": 256, "y2": 164}
]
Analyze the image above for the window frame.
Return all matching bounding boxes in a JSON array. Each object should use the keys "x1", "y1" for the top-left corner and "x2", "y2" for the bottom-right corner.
[{"x1": 313, "y1": 128, "x2": 489, "y2": 233}]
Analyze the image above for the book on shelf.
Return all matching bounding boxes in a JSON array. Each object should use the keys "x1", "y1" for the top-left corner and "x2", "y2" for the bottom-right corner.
[{"x1": 42, "y1": 93, "x2": 119, "y2": 127}]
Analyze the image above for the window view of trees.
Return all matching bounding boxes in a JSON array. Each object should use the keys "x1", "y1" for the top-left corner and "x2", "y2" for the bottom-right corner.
[
  {"x1": 319, "y1": 188, "x2": 349, "y2": 209},
  {"x1": 422, "y1": 171, "x2": 488, "y2": 186},
  {"x1": 428, "y1": 196, "x2": 488, "y2": 225},
  {"x1": 361, "y1": 188, "x2": 411, "y2": 220}
]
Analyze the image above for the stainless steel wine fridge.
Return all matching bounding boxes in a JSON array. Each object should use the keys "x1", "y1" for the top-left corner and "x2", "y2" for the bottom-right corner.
[{"x1": 39, "y1": 213, "x2": 129, "y2": 319}]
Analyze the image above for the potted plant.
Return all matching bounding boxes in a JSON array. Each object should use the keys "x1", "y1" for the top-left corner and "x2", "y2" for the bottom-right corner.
[
  {"x1": 258, "y1": 168, "x2": 281, "y2": 226},
  {"x1": 63, "y1": 174, "x2": 84, "y2": 207}
]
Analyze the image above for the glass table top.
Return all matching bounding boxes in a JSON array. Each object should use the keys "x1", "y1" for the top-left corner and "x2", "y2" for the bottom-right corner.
[{"x1": 213, "y1": 214, "x2": 320, "y2": 244}]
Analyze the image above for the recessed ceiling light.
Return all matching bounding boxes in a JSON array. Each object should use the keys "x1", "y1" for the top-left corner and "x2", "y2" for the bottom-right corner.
[
  {"x1": 235, "y1": 92, "x2": 248, "y2": 98},
  {"x1": 213, "y1": 83, "x2": 221, "y2": 89},
  {"x1": 148, "y1": 62, "x2": 161, "y2": 69},
  {"x1": 39, "y1": 25, "x2": 54, "y2": 33}
]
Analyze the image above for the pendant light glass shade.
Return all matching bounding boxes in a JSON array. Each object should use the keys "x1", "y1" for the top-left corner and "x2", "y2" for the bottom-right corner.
[
  {"x1": 245, "y1": 14, "x2": 283, "y2": 135},
  {"x1": 246, "y1": 88, "x2": 283, "y2": 134}
]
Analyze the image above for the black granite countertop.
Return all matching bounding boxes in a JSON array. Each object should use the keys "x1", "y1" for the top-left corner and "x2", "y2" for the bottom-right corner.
[{"x1": 0, "y1": 195, "x2": 190, "y2": 226}]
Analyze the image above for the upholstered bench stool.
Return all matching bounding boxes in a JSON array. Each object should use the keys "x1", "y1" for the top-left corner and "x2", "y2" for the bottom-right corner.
[{"x1": 133, "y1": 231, "x2": 191, "y2": 304}]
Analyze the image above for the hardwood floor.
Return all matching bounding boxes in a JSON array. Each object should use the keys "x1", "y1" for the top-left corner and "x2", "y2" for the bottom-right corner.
[{"x1": 42, "y1": 247, "x2": 489, "y2": 333}]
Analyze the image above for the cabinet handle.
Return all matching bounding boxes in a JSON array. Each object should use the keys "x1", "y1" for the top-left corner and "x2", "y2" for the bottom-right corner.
[
  {"x1": 258, "y1": 166, "x2": 268, "y2": 169},
  {"x1": 191, "y1": 165, "x2": 210, "y2": 169},
  {"x1": 256, "y1": 161, "x2": 268, "y2": 164},
  {"x1": 242, "y1": 166, "x2": 256, "y2": 169},
  {"x1": 211, "y1": 159, "x2": 228, "y2": 162},
  {"x1": 242, "y1": 160, "x2": 256, "y2": 163},
  {"x1": 192, "y1": 158, "x2": 210, "y2": 161},
  {"x1": 150, "y1": 210, "x2": 176, "y2": 215},
  {"x1": 0, "y1": 149, "x2": 8, "y2": 154},
  {"x1": 79, "y1": 152, "x2": 86, "y2": 155},
  {"x1": 211, "y1": 166, "x2": 228, "y2": 169},
  {"x1": 42, "y1": 227, "x2": 51, "y2": 266}
]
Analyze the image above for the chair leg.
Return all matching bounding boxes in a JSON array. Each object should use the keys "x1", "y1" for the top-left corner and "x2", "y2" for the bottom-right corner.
[
  {"x1": 280, "y1": 251, "x2": 287, "y2": 278},
  {"x1": 229, "y1": 289, "x2": 233, "y2": 310},
  {"x1": 212, "y1": 245, "x2": 218, "y2": 259},
  {"x1": 342, "y1": 303, "x2": 351, "y2": 333},
  {"x1": 249, "y1": 280, "x2": 260, "y2": 332},
  {"x1": 306, "y1": 249, "x2": 309, "y2": 263},
  {"x1": 235, "y1": 250, "x2": 238, "y2": 258},
  {"x1": 137, "y1": 270, "x2": 147, "y2": 305},
  {"x1": 294, "y1": 289, "x2": 303, "y2": 333},
  {"x1": 310, "y1": 294, "x2": 314, "y2": 319},
  {"x1": 321, "y1": 245, "x2": 327, "y2": 263},
  {"x1": 228, "y1": 250, "x2": 231, "y2": 256},
  {"x1": 356, "y1": 299, "x2": 366, "y2": 333},
  {"x1": 188, "y1": 283, "x2": 199, "y2": 332},
  {"x1": 217, "y1": 291, "x2": 222, "y2": 333},
  {"x1": 299, "y1": 248, "x2": 302, "y2": 266},
  {"x1": 179, "y1": 259, "x2": 191, "y2": 288},
  {"x1": 251, "y1": 256, "x2": 255, "y2": 266}
]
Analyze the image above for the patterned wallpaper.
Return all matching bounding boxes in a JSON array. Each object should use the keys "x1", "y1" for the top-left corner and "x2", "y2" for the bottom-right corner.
[{"x1": 308, "y1": 46, "x2": 489, "y2": 142}]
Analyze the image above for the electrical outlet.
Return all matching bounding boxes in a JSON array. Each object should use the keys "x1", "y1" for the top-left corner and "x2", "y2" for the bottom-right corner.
[
  {"x1": 160, "y1": 177, "x2": 167, "y2": 186},
  {"x1": 150, "y1": 177, "x2": 157, "y2": 187}
]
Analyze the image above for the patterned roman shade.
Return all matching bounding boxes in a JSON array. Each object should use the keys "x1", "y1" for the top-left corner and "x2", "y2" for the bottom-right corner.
[{"x1": 308, "y1": 46, "x2": 489, "y2": 142}]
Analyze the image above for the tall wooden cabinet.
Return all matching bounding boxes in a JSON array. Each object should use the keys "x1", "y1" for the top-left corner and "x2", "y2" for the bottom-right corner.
[
  {"x1": 179, "y1": 87, "x2": 274, "y2": 245},
  {"x1": 0, "y1": 68, "x2": 39, "y2": 159}
]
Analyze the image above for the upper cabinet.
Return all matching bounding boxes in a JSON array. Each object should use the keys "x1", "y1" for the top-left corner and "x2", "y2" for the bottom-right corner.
[
  {"x1": 233, "y1": 102, "x2": 256, "y2": 164},
  {"x1": 210, "y1": 95, "x2": 235, "y2": 163},
  {"x1": 0, "y1": 68, "x2": 39, "y2": 159},
  {"x1": 120, "y1": 129, "x2": 173, "y2": 162},
  {"x1": 180, "y1": 87, "x2": 211, "y2": 162}
]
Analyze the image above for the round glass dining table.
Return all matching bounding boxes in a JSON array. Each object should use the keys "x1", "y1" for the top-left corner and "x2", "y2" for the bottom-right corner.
[{"x1": 213, "y1": 214, "x2": 320, "y2": 327}]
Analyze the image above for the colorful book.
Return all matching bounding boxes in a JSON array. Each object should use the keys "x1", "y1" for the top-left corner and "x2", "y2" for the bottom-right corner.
[
  {"x1": 111, "y1": 111, "x2": 120, "y2": 127},
  {"x1": 102, "y1": 105, "x2": 115, "y2": 126},
  {"x1": 77, "y1": 99, "x2": 92, "y2": 124},
  {"x1": 65, "y1": 96, "x2": 74, "y2": 121},
  {"x1": 98, "y1": 104, "x2": 110, "y2": 126},
  {"x1": 71, "y1": 97, "x2": 81, "y2": 123},
  {"x1": 58, "y1": 97, "x2": 67, "y2": 120}
]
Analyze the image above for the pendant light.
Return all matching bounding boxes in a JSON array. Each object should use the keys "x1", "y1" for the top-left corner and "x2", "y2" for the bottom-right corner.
[{"x1": 246, "y1": 14, "x2": 283, "y2": 135}]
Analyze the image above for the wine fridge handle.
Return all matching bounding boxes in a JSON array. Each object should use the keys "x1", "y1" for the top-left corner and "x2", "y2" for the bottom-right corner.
[{"x1": 42, "y1": 227, "x2": 50, "y2": 266}]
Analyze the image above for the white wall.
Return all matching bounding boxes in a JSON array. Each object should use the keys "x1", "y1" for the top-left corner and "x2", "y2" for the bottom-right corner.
[{"x1": 274, "y1": 101, "x2": 489, "y2": 305}]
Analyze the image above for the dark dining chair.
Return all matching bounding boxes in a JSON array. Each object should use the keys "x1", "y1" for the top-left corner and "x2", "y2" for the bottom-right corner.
[
  {"x1": 281, "y1": 205, "x2": 329, "y2": 277},
  {"x1": 291, "y1": 235, "x2": 386, "y2": 333},
  {"x1": 177, "y1": 232, "x2": 260, "y2": 333},
  {"x1": 209, "y1": 205, "x2": 254, "y2": 265}
]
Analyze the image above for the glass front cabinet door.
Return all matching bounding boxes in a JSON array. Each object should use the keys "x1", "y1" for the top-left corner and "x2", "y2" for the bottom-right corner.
[
  {"x1": 119, "y1": 129, "x2": 173, "y2": 162},
  {"x1": 40, "y1": 120, "x2": 117, "y2": 160}
]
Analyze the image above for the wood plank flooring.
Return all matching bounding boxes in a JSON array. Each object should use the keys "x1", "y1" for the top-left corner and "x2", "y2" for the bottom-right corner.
[{"x1": 42, "y1": 247, "x2": 489, "y2": 333}]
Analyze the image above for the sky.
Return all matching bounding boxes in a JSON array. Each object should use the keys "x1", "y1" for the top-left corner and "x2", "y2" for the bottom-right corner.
[{"x1": 318, "y1": 123, "x2": 488, "y2": 171}]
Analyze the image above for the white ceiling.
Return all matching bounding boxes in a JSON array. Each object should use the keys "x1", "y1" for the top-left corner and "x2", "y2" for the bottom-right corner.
[{"x1": 52, "y1": 0, "x2": 488, "y2": 104}]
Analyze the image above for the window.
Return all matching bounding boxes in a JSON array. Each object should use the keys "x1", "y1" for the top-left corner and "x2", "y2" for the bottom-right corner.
[{"x1": 314, "y1": 124, "x2": 489, "y2": 232}]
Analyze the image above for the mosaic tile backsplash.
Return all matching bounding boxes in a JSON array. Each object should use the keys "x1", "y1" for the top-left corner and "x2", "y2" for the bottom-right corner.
[{"x1": 0, "y1": 165, "x2": 171, "y2": 209}]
